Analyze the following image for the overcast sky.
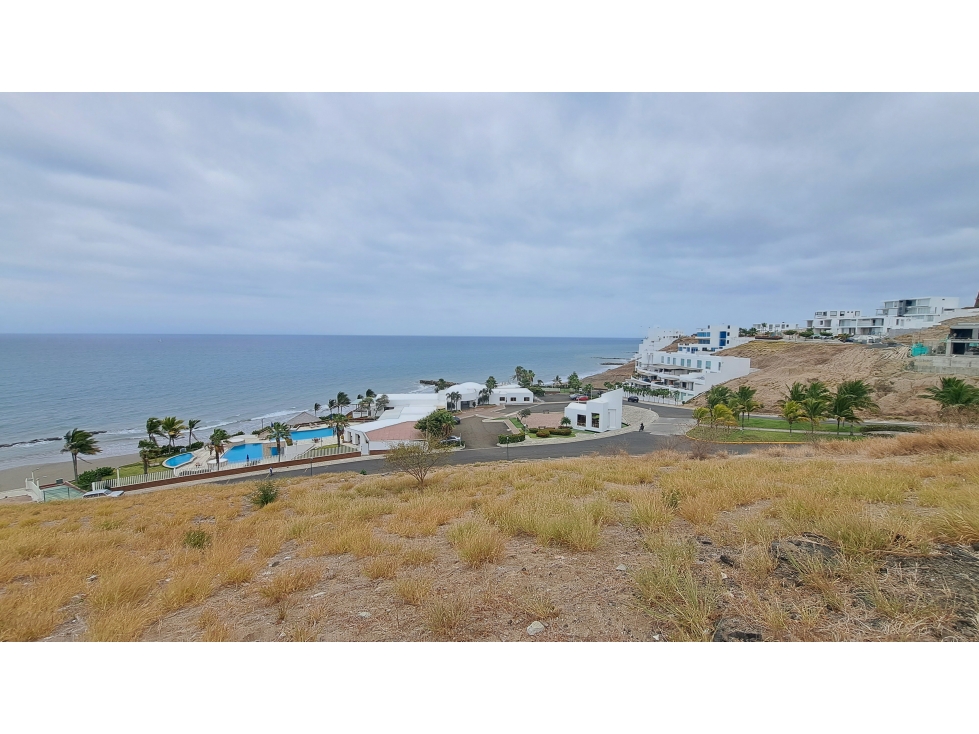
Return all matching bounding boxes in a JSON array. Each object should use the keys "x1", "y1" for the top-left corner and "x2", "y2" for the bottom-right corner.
[{"x1": 1, "y1": 94, "x2": 977, "y2": 337}]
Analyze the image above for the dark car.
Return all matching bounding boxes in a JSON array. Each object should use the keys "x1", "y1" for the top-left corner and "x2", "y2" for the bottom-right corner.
[
  {"x1": 627, "y1": 395, "x2": 640, "y2": 403},
  {"x1": 440, "y1": 435, "x2": 463, "y2": 446},
  {"x1": 452, "y1": 416, "x2": 461, "y2": 424}
]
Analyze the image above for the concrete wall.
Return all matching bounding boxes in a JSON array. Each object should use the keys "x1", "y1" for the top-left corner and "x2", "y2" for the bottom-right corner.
[{"x1": 909, "y1": 356, "x2": 979, "y2": 377}]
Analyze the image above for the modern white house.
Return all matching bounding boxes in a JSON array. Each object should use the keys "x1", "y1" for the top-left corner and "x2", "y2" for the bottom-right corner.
[
  {"x1": 676, "y1": 324, "x2": 753, "y2": 354},
  {"x1": 489, "y1": 384, "x2": 535, "y2": 406},
  {"x1": 636, "y1": 328, "x2": 685, "y2": 355},
  {"x1": 627, "y1": 349, "x2": 752, "y2": 403},
  {"x1": 564, "y1": 388, "x2": 623, "y2": 432},
  {"x1": 750, "y1": 321, "x2": 801, "y2": 334},
  {"x1": 345, "y1": 400, "x2": 439, "y2": 455}
]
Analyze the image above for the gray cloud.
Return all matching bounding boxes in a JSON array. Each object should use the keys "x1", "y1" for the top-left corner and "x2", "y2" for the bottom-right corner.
[{"x1": 1, "y1": 93, "x2": 977, "y2": 336}]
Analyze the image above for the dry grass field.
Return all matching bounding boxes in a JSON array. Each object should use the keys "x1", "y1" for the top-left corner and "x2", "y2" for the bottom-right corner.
[{"x1": 2, "y1": 430, "x2": 979, "y2": 642}]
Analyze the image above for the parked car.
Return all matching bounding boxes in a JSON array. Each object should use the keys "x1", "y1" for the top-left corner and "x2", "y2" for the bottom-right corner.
[
  {"x1": 575, "y1": 396, "x2": 589, "y2": 402},
  {"x1": 82, "y1": 488, "x2": 124, "y2": 498},
  {"x1": 627, "y1": 395, "x2": 640, "y2": 403},
  {"x1": 452, "y1": 416, "x2": 461, "y2": 425},
  {"x1": 568, "y1": 393, "x2": 580, "y2": 400},
  {"x1": 440, "y1": 435, "x2": 463, "y2": 446}
]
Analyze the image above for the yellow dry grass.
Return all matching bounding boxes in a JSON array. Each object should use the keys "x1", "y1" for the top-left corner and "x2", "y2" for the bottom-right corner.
[{"x1": 1, "y1": 429, "x2": 978, "y2": 641}]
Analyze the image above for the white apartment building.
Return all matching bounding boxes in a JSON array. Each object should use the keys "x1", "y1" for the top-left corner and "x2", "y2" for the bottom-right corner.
[
  {"x1": 636, "y1": 328, "x2": 685, "y2": 355},
  {"x1": 807, "y1": 296, "x2": 975, "y2": 336},
  {"x1": 750, "y1": 321, "x2": 801, "y2": 334},
  {"x1": 676, "y1": 324, "x2": 753, "y2": 354},
  {"x1": 628, "y1": 349, "x2": 751, "y2": 403}
]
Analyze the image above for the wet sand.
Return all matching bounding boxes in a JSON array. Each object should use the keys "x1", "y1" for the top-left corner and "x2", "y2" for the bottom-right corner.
[{"x1": 0, "y1": 453, "x2": 140, "y2": 492}]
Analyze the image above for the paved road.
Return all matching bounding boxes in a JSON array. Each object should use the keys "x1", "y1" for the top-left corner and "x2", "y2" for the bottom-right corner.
[{"x1": 207, "y1": 399, "x2": 746, "y2": 486}]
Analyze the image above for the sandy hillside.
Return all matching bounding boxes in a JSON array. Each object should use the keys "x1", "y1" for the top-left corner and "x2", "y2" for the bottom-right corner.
[{"x1": 694, "y1": 340, "x2": 976, "y2": 420}]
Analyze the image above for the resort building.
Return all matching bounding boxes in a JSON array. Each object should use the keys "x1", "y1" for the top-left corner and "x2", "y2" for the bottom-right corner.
[
  {"x1": 283, "y1": 411, "x2": 321, "y2": 428},
  {"x1": 636, "y1": 328, "x2": 685, "y2": 355},
  {"x1": 628, "y1": 349, "x2": 751, "y2": 403},
  {"x1": 345, "y1": 400, "x2": 440, "y2": 455},
  {"x1": 564, "y1": 388, "x2": 624, "y2": 433},
  {"x1": 676, "y1": 324, "x2": 753, "y2": 354},
  {"x1": 489, "y1": 384, "x2": 534, "y2": 405}
]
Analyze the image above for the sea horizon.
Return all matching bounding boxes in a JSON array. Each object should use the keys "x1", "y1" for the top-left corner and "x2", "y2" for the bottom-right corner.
[{"x1": 0, "y1": 333, "x2": 639, "y2": 471}]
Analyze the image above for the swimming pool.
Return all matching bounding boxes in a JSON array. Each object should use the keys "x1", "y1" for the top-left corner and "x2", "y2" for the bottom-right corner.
[
  {"x1": 291, "y1": 427, "x2": 334, "y2": 441},
  {"x1": 163, "y1": 452, "x2": 194, "y2": 468},
  {"x1": 222, "y1": 443, "x2": 275, "y2": 463}
]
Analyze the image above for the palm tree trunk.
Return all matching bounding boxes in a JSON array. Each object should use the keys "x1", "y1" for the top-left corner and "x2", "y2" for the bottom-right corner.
[
  {"x1": 71, "y1": 452, "x2": 78, "y2": 480},
  {"x1": 142, "y1": 455, "x2": 149, "y2": 474}
]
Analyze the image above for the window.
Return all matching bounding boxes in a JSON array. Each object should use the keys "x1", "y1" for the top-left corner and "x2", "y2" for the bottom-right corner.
[
  {"x1": 500, "y1": 397, "x2": 505, "y2": 402},
  {"x1": 510, "y1": 397, "x2": 516, "y2": 402},
  {"x1": 524, "y1": 397, "x2": 530, "y2": 401},
  {"x1": 576, "y1": 414, "x2": 586, "y2": 427},
  {"x1": 697, "y1": 360, "x2": 702, "y2": 368},
  {"x1": 591, "y1": 413, "x2": 600, "y2": 428},
  {"x1": 706, "y1": 361, "x2": 711, "y2": 369}
]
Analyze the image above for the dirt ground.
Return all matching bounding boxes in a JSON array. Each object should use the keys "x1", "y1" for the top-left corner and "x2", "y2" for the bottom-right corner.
[{"x1": 693, "y1": 340, "x2": 978, "y2": 420}]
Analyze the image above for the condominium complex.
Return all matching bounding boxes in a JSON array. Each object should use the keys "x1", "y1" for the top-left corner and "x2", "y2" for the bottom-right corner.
[
  {"x1": 629, "y1": 336, "x2": 751, "y2": 402},
  {"x1": 676, "y1": 324, "x2": 753, "y2": 354},
  {"x1": 806, "y1": 296, "x2": 976, "y2": 336}
]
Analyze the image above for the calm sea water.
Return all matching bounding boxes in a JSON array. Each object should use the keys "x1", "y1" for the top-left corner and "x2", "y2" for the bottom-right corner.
[{"x1": 0, "y1": 334, "x2": 638, "y2": 470}]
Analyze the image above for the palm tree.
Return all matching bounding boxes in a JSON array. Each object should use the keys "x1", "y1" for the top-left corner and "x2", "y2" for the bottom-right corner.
[
  {"x1": 693, "y1": 403, "x2": 736, "y2": 430},
  {"x1": 268, "y1": 422, "x2": 291, "y2": 462},
  {"x1": 732, "y1": 385, "x2": 763, "y2": 429},
  {"x1": 781, "y1": 400, "x2": 803, "y2": 433},
  {"x1": 705, "y1": 385, "x2": 733, "y2": 409},
  {"x1": 478, "y1": 387, "x2": 490, "y2": 406},
  {"x1": 447, "y1": 391, "x2": 462, "y2": 411},
  {"x1": 365, "y1": 389, "x2": 376, "y2": 400},
  {"x1": 187, "y1": 419, "x2": 201, "y2": 445},
  {"x1": 313, "y1": 402, "x2": 322, "y2": 418},
  {"x1": 138, "y1": 439, "x2": 157, "y2": 475},
  {"x1": 328, "y1": 399, "x2": 338, "y2": 416},
  {"x1": 837, "y1": 379, "x2": 879, "y2": 414},
  {"x1": 209, "y1": 429, "x2": 229, "y2": 469},
  {"x1": 336, "y1": 392, "x2": 351, "y2": 416},
  {"x1": 920, "y1": 376, "x2": 979, "y2": 409},
  {"x1": 560, "y1": 416, "x2": 572, "y2": 426},
  {"x1": 62, "y1": 428, "x2": 101, "y2": 480},
  {"x1": 799, "y1": 397, "x2": 828, "y2": 438},
  {"x1": 330, "y1": 413, "x2": 351, "y2": 446},
  {"x1": 583, "y1": 383, "x2": 593, "y2": 398},
  {"x1": 828, "y1": 391, "x2": 858, "y2": 434},
  {"x1": 485, "y1": 376, "x2": 497, "y2": 392},
  {"x1": 145, "y1": 417, "x2": 164, "y2": 446},
  {"x1": 778, "y1": 382, "x2": 808, "y2": 408},
  {"x1": 375, "y1": 394, "x2": 390, "y2": 414},
  {"x1": 554, "y1": 375, "x2": 562, "y2": 388},
  {"x1": 160, "y1": 416, "x2": 186, "y2": 448},
  {"x1": 804, "y1": 380, "x2": 832, "y2": 403},
  {"x1": 357, "y1": 397, "x2": 372, "y2": 417}
]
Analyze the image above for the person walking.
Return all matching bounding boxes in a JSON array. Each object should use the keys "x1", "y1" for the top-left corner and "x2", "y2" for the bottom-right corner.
[{"x1": 639, "y1": 422, "x2": 644, "y2": 432}]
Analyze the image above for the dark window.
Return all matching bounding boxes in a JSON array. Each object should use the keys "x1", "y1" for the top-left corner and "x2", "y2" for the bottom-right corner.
[
  {"x1": 591, "y1": 413, "x2": 600, "y2": 428},
  {"x1": 524, "y1": 397, "x2": 530, "y2": 401},
  {"x1": 576, "y1": 414, "x2": 586, "y2": 427}
]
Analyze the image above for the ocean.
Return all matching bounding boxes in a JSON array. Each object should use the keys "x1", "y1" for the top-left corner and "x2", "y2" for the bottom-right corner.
[{"x1": 0, "y1": 334, "x2": 638, "y2": 470}]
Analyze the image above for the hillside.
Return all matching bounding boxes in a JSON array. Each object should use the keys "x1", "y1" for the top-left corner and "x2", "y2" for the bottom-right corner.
[
  {"x1": 3, "y1": 431, "x2": 979, "y2": 642},
  {"x1": 699, "y1": 340, "x2": 975, "y2": 419}
]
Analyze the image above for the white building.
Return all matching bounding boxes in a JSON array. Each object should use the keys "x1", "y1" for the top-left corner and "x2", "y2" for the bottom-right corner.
[
  {"x1": 345, "y1": 400, "x2": 439, "y2": 455},
  {"x1": 750, "y1": 321, "x2": 801, "y2": 334},
  {"x1": 807, "y1": 297, "x2": 976, "y2": 336},
  {"x1": 628, "y1": 350, "x2": 751, "y2": 403},
  {"x1": 564, "y1": 388, "x2": 623, "y2": 432},
  {"x1": 676, "y1": 324, "x2": 753, "y2": 354},
  {"x1": 637, "y1": 328, "x2": 685, "y2": 355},
  {"x1": 489, "y1": 384, "x2": 535, "y2": 406}
]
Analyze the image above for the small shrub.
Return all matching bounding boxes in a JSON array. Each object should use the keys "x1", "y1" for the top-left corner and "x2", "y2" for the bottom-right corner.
[
  {"x1": 447, "y1": 520, "x2": 506, "y2": 567},
  {"x1": 423, "y1": 594, "x2": 471, "y2": 638},
  {"x1": 363, "y1": 555, "x2": 400, "y2": 579},
  {"x1": 394, "y1": 576, "x2": 433, "y2": 605},
  {"x1": 536, "y1": 429, "x2": 551, "y2": 438},
  {"x1": 250, "y1": 480, "x2": 279, "y2": 508},
  {"x1": 259, "y1": 567, "x2": 321, "y2": 604},
  {"x1": 552, "y1": 427, "x2": 572, "y2": 436},
  {"x1": 183, "y1": 529, "x2": 212, "y2": 549},
  {"x1": 499, "y1": 433, "x2": 526, "y2": 444}
]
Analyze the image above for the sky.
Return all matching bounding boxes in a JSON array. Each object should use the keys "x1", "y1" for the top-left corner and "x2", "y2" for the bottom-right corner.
[{"x1": 1, "y1": 93, "x2": 977, "y2": 338}]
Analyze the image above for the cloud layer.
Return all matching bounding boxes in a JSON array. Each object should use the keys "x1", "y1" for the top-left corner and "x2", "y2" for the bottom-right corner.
[{"x1": 1, "y1": 94, "x2": 977, "y2": 336}]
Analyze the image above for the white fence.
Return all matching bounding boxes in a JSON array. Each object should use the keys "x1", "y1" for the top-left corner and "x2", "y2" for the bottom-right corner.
[{"x1": 90, "y1": 444, "x2": 360, "y2": 490}]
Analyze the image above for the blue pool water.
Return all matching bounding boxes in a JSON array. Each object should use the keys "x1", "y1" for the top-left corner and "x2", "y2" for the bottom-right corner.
[
  {"x1": 163, "y1": 452, "x2": 194, "y2": 468},
  {"x1": 291, "y1": 427, "x2": 334, "y2": 441},
  {"x1": 222, "y1": 443, "x2": 275, "y2": 463}
]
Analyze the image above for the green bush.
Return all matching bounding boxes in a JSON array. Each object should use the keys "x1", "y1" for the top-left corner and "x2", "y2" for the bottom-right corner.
[
  {"x1": 861, "y1": 424, "x2": 918, "y2": 434},
  {"x1": 76, "y1": 467, "x2": 115, "y2": 490},
  {"x1": 250, "y1": 479, "x2": 279, "y2": 508},
  {"x1": 552, "y1": 427, "x2": 572, "y2": 436},
  {"x1": 188, "y1": 441, "x2": 204, "y2": 450},
  {"x1": 498, "y1": 433, "x2": 526, "y2": 444},
  {"x1": 536, "y1": 429, "x2": 551, "y2": 438},
  {"x1": 183, "y1": 529, "x2": 211, "y2": 549}
]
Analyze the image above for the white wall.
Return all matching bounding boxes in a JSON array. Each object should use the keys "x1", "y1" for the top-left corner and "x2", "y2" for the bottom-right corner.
[
  {"x1": 564, "y1": 388, "x2": 623, "y2": 432},
  {"x1": 490, "y1": 385, "x2": 534, "y2": 407}
]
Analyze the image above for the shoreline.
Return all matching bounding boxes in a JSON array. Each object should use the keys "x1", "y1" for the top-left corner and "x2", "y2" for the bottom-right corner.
[{"x1": 0, "y1": 453, "x2": 141, "y2": 493}]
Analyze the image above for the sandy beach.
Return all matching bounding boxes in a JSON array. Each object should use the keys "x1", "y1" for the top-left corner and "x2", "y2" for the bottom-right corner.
[{"x1": 0, "y1": 453, "x2": 140, "y2": 493}]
